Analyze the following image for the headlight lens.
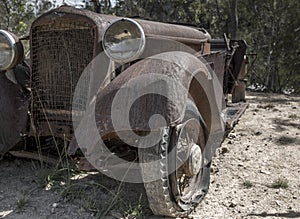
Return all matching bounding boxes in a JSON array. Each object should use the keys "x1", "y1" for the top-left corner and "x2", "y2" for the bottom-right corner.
[
  {"x1": 102, "y1": 18, "x2": 146, "y2": 63},
  {"x1": 0, "y1": 30, "x2": 24, "y2": 71}
]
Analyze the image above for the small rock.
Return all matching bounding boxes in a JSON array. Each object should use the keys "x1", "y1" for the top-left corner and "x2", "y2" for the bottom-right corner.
[
  {"x1": 259, "y1": 169, "x2": 271, "y2": 175},
  {"x1": 88, "y1": 180, "x2": 96, "y2": 185},
  {"x1": 293, "y1": 196, "x2": 297, "y2": 199},
  {"x1": 52, "y1": 203, "x2": 58, "y2": 208},
  {"x1": 240, "y1": 132, "x2": 247, "y2": 136},
  {"x1": 229, "y1": 201, "x2": 237, "y2": 208},
  {"x1": 210, "y1": 167, "x2": 219, "y2": 174},
  {"x1": 111, "y1": 210, "x2": 123, "y2": 218},
  {"x1": 243, "y1": 173, "x2": 249, "y2": 177},
  {"x1": 14, "y1": 159, "x2": 22, "y2": 167},
  {"x1": 255, "y1": 131, "x2": 262, "y2": 136},
  {"x1": 229, "y1": 133, "x2": 237, "y2": 139},
  {"x1": 221, "y1": 147, "x2": 229, "y2": 154}
]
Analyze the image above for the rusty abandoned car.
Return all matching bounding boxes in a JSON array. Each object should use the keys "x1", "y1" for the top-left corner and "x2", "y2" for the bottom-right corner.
[{"x1": 0, "y1": 5, "x2": 249, "y2": 217}]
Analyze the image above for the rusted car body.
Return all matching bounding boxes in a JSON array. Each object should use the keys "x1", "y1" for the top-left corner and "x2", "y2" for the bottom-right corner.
[{"x1": 0, "y1": 6, "x2": 248, "y2": 217}]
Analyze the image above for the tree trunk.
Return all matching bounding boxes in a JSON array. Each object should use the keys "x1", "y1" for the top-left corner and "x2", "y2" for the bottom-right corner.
[
  {"x1": 230, "y1": 0, "x2": 238, "y2": 39},
  {"x1": 214, "y1": 0, "x2": 222, "y2": 32}
]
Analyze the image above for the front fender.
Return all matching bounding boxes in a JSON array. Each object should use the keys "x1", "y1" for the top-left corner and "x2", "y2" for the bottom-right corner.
[{"x1": 95, "y1": 51, "x2": 224, "y2": 140}]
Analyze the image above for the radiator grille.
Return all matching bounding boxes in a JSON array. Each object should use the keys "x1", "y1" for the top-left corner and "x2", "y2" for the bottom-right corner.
[{"x1": 31, "y1": 22, "x2": 95, "y2": 135}]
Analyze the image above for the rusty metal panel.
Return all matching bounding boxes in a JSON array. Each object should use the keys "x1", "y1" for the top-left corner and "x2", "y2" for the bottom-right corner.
[
  {"x1": 136, "y1": 19, "x2": 210, "y2": 46},
  {"x1": 225, "y1": 40, "x2": 247, "y2": 95},
  {"x1": 202, "y1": 52, "x2": 226, "y2": 87},
  {"x1": 94, "y1": 52, "x2": 218, "y2": 140},
  {"x1": 0, "y1": 73, "x2": 29, "y2": 155}
]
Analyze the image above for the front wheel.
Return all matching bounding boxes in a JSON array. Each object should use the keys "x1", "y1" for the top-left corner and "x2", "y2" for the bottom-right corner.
[{"x1": 139, "y1": 100, "x2": 211, "y2": 217}]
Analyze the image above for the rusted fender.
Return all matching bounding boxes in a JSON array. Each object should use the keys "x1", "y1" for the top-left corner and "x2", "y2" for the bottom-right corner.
[
  {"x1": 0, "y1": 70, "x2": 29, "y2": 155},
  {"x1": 94, "y1": 51, "x2": 224, "y2": 140}
]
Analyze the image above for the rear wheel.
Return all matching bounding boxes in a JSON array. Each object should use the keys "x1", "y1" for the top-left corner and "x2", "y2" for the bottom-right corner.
[{"x1": 139, "y1": 99, "x2": 210, "y2": 217}]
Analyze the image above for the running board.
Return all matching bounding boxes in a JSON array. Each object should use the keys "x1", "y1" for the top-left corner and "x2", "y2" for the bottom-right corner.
[{"x1": 223, "y1": 102, "x2": 249, "y2": 132}]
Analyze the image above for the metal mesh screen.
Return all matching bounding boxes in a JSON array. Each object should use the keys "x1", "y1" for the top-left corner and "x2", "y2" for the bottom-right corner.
[{"x1": 31, "y1": 22, "x2": 95, "y2": 136}]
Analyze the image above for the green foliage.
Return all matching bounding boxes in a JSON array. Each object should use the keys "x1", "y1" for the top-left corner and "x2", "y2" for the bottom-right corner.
[
  {"x1": 288, "y1": 114, "x2": 298, "y2": 119},
  {"x1": 114, "y1": 0, "x2": 203, "y2": 24},
  {"x1": 0, "y1": 0, "x2": 33, "y2": 35},
  {"x1": 125, "y1": 194, "x2": 143, "y2": 218},
  {"x1": 100, "y1": 0, "x2": 113, "y2": 13},
  {"x1": 240, "y1": 0, "x2": 300, "y2": 93},
  {"x1": 16, "y1": 196, "x2": 28, "y2": 212},
  {"x1": 1, "y1": 0, "x2": 299, "y2": 93},
  {"x1": 270, "y1": 178, "x2": 289, "y2": 189},
  {"x1": 0, "y1": 0, "x2": 54, "y2": 35},
  {"x1": 243, "y1": 180, "x2": 253, "y2": 188}
]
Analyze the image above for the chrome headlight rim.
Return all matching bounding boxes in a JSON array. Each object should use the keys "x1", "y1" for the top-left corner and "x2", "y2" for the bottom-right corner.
[
  {"x1": 0, "y1": 29, "x2": 24, "y2": 71},
  {"x1": 102, "y1": 18, "x2": 146, "y2": 63}
]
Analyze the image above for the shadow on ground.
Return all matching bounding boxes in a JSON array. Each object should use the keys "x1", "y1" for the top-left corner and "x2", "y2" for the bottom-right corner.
[{"x1": 248, "y1": 211, "x2": 300, "y2": 218}]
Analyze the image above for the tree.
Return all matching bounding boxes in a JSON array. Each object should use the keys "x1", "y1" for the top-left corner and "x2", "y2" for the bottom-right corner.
[
  {"x1": 114, "y1": 0, "x2": 207, "y2": 25},
  {"x1": 239, "y1": 0, "x2": 300, "y2": 93},
  {"x1": 1, "y1": 0, "x2": 298, "y2": 93},
  {"x1": 230, "y1": 0, "x2": 238, "y2": 39},
  {"x1": 0, "y1": 0, "x2": 34, "y2": 35},
  {"x1": 0, "y1": 0, "x2": 54, "y2": 35},
  {"x1": 29, "y1": 0, "x2": 53, "y2": 16}
]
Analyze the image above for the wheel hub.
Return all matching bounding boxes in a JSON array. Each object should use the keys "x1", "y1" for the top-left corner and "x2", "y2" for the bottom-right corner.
[{"x1": 184, "y1": 143, "x2": 202, "y2": 176}]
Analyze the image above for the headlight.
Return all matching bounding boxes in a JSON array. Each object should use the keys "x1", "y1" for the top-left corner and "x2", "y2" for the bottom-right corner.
[
  {"x1": 0, "y1": 30, "x2": 24, "y2": 71},
  {"x1": 102, "y1": 18, "x2": 146, "y2": 63}
]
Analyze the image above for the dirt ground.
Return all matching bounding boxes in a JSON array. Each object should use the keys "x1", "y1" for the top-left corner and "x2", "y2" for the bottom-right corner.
[{"x1": 0, "y1": 92, "x2": 299, "y2": 219}]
